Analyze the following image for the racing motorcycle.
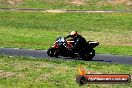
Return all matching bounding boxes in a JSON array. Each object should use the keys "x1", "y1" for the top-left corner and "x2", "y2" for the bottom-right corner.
[{"x1": 47, "y1": 37, "x2": 99, "y2": 60}]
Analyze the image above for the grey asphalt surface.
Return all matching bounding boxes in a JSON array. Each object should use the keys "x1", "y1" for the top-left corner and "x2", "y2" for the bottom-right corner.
[
  {"x1": 0, "y1": 48, "x2": 132, "y2": 65},
  {"x1": 0, "y1": 8, "x2": 132, "y2": 13}
]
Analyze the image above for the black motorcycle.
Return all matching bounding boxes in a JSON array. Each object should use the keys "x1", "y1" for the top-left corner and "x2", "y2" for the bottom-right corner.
[{"x1": 47, "y1": 37, "x2": 99, "y2": 60}]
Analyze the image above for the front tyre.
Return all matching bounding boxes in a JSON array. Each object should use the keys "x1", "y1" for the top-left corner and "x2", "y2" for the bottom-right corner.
[{"x1": 47, "y1": 47, "x2": 59, "y2": 57}]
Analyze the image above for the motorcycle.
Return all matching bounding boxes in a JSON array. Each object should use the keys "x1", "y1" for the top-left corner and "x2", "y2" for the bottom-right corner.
[{"x1": 47, "y1": 37, "x2": 99, "y2": 60}]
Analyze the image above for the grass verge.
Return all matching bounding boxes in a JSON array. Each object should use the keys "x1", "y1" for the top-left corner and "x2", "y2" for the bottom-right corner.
[
  {"x1": 0, "y1": 55, "x2": 132, "y2": 88},
  {"x1": 0, "y1": 11, "x2": 132, "y2": 55}
]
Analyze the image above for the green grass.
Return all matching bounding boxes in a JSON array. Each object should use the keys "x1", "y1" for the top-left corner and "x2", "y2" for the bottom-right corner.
[
  {"x1": 0, "y1": 0, "x2": 132, "y2": 10},
  {"x1": 0, "y1": 55, "x2": 132, "y2": 88},
  {"x1": 0, "y1": 11, "x2": 132, "y2": 55},
  {"x1": 97, "y1": 45, "x2": 132, "y2": 56}
]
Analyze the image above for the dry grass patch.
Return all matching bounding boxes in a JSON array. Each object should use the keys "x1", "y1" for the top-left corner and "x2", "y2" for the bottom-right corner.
[
  {"x1": 69, "y1": 0, "x2": 86, "y2": 5},
  {"x1": 107, "y1": 0, "x2": 125, "y2": 3},
  {"x1": 7, "y1": 0, "x2": 22, "y2": 4},
  {"x1": 107, "y1": 0, "x2": 131, "y2": 4},
  {"x1": 98, "y1": 0, "x2": 132, "y2": 6},
  {"x1": 0, "y1": 70, "x2": 16, "y2": 78},
  {"x1": 81, "y1": 31, "x2": 132, "y2": 46}
]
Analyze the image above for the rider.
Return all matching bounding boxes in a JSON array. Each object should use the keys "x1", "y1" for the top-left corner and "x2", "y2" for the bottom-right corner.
[{"x1": 65, "y1": 31, "x2": 87, "y2": 52}]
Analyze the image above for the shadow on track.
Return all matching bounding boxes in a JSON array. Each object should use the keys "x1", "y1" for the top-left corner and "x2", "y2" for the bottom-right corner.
[{"x1": 55, "y1": 56, "x2": 112, "y2": 63}]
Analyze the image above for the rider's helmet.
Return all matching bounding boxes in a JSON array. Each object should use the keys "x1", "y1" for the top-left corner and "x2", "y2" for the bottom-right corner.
[{"x1": 70, "y1": 31, "x2": 78, "y2": 38}]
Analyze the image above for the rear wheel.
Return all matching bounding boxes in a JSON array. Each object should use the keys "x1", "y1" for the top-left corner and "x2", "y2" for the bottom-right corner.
[
  {"x1": 89, "y1": 48, "x2": 95, "y2": 58},
  {"x1": 47, "y1": 47, "x2": 59, "y2": 57},
  {"x1": 80, "y1": 48, "x2": 95, "y2": 61}
]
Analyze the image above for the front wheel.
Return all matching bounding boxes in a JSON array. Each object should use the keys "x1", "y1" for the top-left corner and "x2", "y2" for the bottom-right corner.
[{"x1": 47, "y1": 47, "x2": 59, "y2": 57}]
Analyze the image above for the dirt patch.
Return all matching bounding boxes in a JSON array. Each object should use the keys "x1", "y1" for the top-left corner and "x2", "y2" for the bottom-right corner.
[
  {"x1": 69, "y1": 0, "x2": 86, "y2": 5},
  {"x1": 107, "y1": 0, "x2": 127, "y2": 3},
  {"x1": 107, "y1": 0, "x2": 132, "y2": 5},
  {"x1": 8, "y1": 0, "x2": 22, "y2": 5},
  {"x1": 97, "y1": 0, "x2": 132, "y2": 6}
]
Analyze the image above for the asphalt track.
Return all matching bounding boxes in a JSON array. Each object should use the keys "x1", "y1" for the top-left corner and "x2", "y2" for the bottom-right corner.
[{"x1": 0, "y1": 48, "x2": 132, "y2": 65}]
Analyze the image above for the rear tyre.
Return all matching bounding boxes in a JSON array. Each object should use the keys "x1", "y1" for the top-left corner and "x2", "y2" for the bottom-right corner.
[
  {"x1": 81, "y1": 49, "x2": 95, "y2": 61},
  {"x1": 89, "y1": 48, "x2": 95, "y2": 59},
  {"x1": 47, "y1": 47, "x2": 59, "y2": 57}
]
